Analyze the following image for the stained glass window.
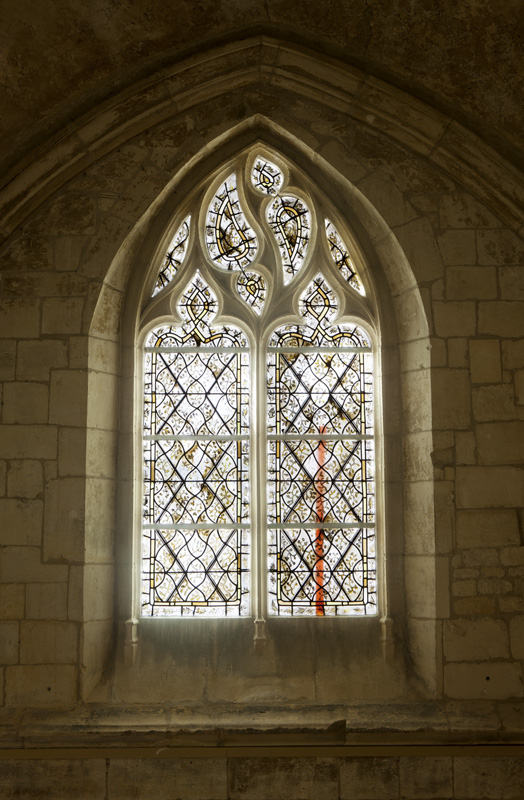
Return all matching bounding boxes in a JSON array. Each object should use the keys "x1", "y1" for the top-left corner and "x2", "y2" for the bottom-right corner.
[
  {"x1": 237, "y1": 270, "x2": 266, "y2": 314},
  {"x1": 152, "y1": 216, "x2": 190, "y2": 296},
  {"x1": 140, "y1": 151, "x2": 375, "y2": 620},
  {"x1": 326, "y1": 219, "x2": 365, "y2": 296},
  {"x1": 267, "y1": 277, "x2": 375, "y2": 616},
  {"x1": 252, "y1": 157, "x2": 283, "y2": 196},
  {"x1": 142, "y1": 275, "x2": 250, "y2": 616},
  {"x1": 206, "y1": 174, "x2": 257, "y2": 269},
  {"x1": 267, "y1": 194, "x2": 310, "y2": 285}
]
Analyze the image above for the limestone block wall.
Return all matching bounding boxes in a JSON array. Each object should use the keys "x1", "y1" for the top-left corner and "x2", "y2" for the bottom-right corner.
[
  {"x1": 1, "y1": 753, "x2": 524, "y2": 799},
  {"x1": 0, "y1": 38, "x2": 522, "y2": 796}
]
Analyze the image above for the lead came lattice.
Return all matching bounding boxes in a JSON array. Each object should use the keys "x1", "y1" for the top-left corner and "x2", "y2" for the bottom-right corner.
[
  {"x1": 237, "y1": 270, "x2": 266, "y2": 314},
  {"x1": 206, "y1": 174, "x2": 257, "y2": 270},
  {"x1": 142, "y1": 275, "x2": 250, "y2": 616},
  {"x1": 141, "y1": 152, "x2": 377, "y2": 620},
  {"x1": 152, "y1": 216, "x2": 191, "y2": 296},
  {"x1": 267, "y1": 194, "x2": 310, "y2": 285},
  {"x1": 325, "y1": 219, "x2": 364, "y2": 296},
  {"x1": 267, "y1": 276, "x2": 376, "y2": 616}
]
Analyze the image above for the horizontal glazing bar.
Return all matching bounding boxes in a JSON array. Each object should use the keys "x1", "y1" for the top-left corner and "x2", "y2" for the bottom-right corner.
[
  {"x1": 269, "y1": 346, "x2": 372, "y2": 353},
  {"x1": 146, "y1": 346, "x2": 249, "y2": 353},
  {"x1": 144, "y1": 435, "x2": 249, "y2": 442},
  {"x1": 269, "y1": 434, "x2": 373, "y2": 441},
  {"x1": 268, "y1": 522, "x2": 375, "y2": 530},
  {"x1": 143, "y1": 524, "x2": 249, "y2": 530}
]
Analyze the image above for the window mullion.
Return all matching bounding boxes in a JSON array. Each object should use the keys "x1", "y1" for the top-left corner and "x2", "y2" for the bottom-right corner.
[{"x1": 253, "y1": 330, "x2": 268, "y2": 629}]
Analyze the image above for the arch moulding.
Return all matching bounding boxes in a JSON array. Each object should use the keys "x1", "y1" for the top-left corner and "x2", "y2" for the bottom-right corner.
[
  {"x1": 84, "y1": 114, "x2": 438, "y2": 705},
  {"x1": 1, "y1": 36, "x2": 524, "y2": 245}
]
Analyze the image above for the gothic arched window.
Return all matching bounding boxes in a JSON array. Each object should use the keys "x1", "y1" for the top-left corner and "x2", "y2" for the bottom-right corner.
[{"x1": 139, "y1": 151, "x2": 377, "y2": 619}]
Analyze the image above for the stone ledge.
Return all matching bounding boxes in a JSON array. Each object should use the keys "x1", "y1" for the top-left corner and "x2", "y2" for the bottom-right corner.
[{"x1": 0, "y1": 701, "x2": 522, "y2": 750}]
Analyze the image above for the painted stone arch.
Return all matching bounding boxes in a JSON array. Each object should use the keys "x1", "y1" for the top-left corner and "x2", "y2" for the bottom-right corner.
[{"x1": 80, "y1": 121, "x2": 437, "y2": 702}]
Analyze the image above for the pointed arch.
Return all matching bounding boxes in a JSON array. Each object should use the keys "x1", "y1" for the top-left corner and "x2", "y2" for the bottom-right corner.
[{"x1": 81, "y1": 119, "x2": 438, "y2": 700}]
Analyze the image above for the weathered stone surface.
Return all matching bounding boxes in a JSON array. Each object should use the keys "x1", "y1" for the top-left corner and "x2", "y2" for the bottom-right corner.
[
  {"x1": 502, "y1": 340, "x2": 524, "y2": 370},
  {"x1": 454, "y1": 756, "x2": 524, "y2": 799},
  {"x1": 0, "y1": 759, "x2": 105, "y2": 799},
  {"x1": 476, "y1": 421, "x2": 524, "y2": 464},
  {"x1": 58, "y1": 427, "x2": 87, "y2": 476},
  {"x1": 16, "y1": 339, "x2": 68, "y2": 381},
  {"x1": 433, "y1": 302, "x2": 476, "y2": 337},
  {"x1": 443, "y1": 619, "x2": 509, "y2": 661},
  {"x1": 5, "y1": 665, "x2": 77, "y2": 705},
  {"x1": 43, "y1": 477, "x2": 86, "y2": 562},
  {"x1": 439, "y1": 193, "x2": 500, "y2": 229},
  {"x1": 479, "y1": 302, "x2": 524, "y2": 337},
  {"x1": 7, "y1": 460, "x2": 43, "y2": 499},
  {"x1": 340, "y1": 757, "x2": 399, "y2": 799},
  {"x1": 453, "y1": 596, "x2": 497, "y2": 617},
  {"x1": 49, "y1": 370, "x2": 87, "y2": 427},
  {"x1": 499, "y1": 266, "x2": 524, "y2": 300},
  {"x1": 456, "y1": 510, "x2": 520, "y2": 548},
  {"x1": 461, "y1": 548, "x2": 499, "y2": 567},
  {"x1": 0, "y1": 546, "x2": 67, "y2": 583},
  {"x1": 86, "y1": 370, "x2": 118, "y2": 430},
  {"x1": 401, "y1": 369, "x2": 432, "y2": 433},
  {"x1": 0, "y1": 622, "x2": 19, "y2": 665},
  {"x1": 472, "y1": 384, "x2": 516, "y2": 422},
  {"x1": 437, "y1": 230, "x2": 476, "y2": 266},
  {"x1": 477, "y1": 229, "x2": 524, "y2": 265},
  {"x1": 229, "y1": 758, "x2": 338, "y2": 800},
  {"x1": 109, "y1": 758, "x2": 227, "y2": 800},
  {"x1": 454, "y1": 431, "x2": 476, "y2": 465},
  {"x1": 0, "y1": 498, "x2": 43, "y2": 546},
  {"x1": 432, "y1": 369, "x2": 471, "y2": 429},
  {"x1": 447, "y1": 337, "x2": 468, "y2": 368},
  {"x1": 20, "y1": 621, "x2": 78, "y2": 664},
  {"x1": 469, "y1": 339, "x2": 501, "y2": 384},
  {"x1": 444, "y1": 662, "x2": 523, "y2": 699},
  {"x1": 0, "y1": 298, "x2": 40, "y2": 339},
  {"x1": 456, "y1": 466, "x2": 524, "y2": 508},
  {"x1": 509, "y1": 616, "x2": 524, "y2": 659},
  {"x1": 501, "y1": 547, "x2": 524, "y2": 566},
  {"x1": 393, "y1": 217, "x2": 444, "y2": 283},
  {"x1": 513, "y1": 370, "x2": 524, "y2": 406},
  {"x1": 41, "y1": 297, "x2": 85, "y2": 334},
  {"x1": 0, "y1": 584, "x2": 24, "y2": 620},
  {"x1": 399, "y1": 756, "x2": 452, "y2": 799},
  {"x1": 26, "y1": 582, "x2": 68, "y2": 620},
  {"x1": 0, "y1": 341, "x2": 16, "y2": 380}
]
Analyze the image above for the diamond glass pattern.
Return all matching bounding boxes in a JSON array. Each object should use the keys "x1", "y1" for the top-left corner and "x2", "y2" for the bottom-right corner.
[
  {"x1": 267, "y1": 276, "x2": 375, "y2": 616},
  {"x1": 142, "y1": 275, "x2": 250, "y2": 616}
]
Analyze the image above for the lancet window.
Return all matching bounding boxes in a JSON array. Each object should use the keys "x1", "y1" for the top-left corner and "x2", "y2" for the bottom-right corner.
[{"x1": 139, "y1": 151, "x2": 377, "y2": 619}]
